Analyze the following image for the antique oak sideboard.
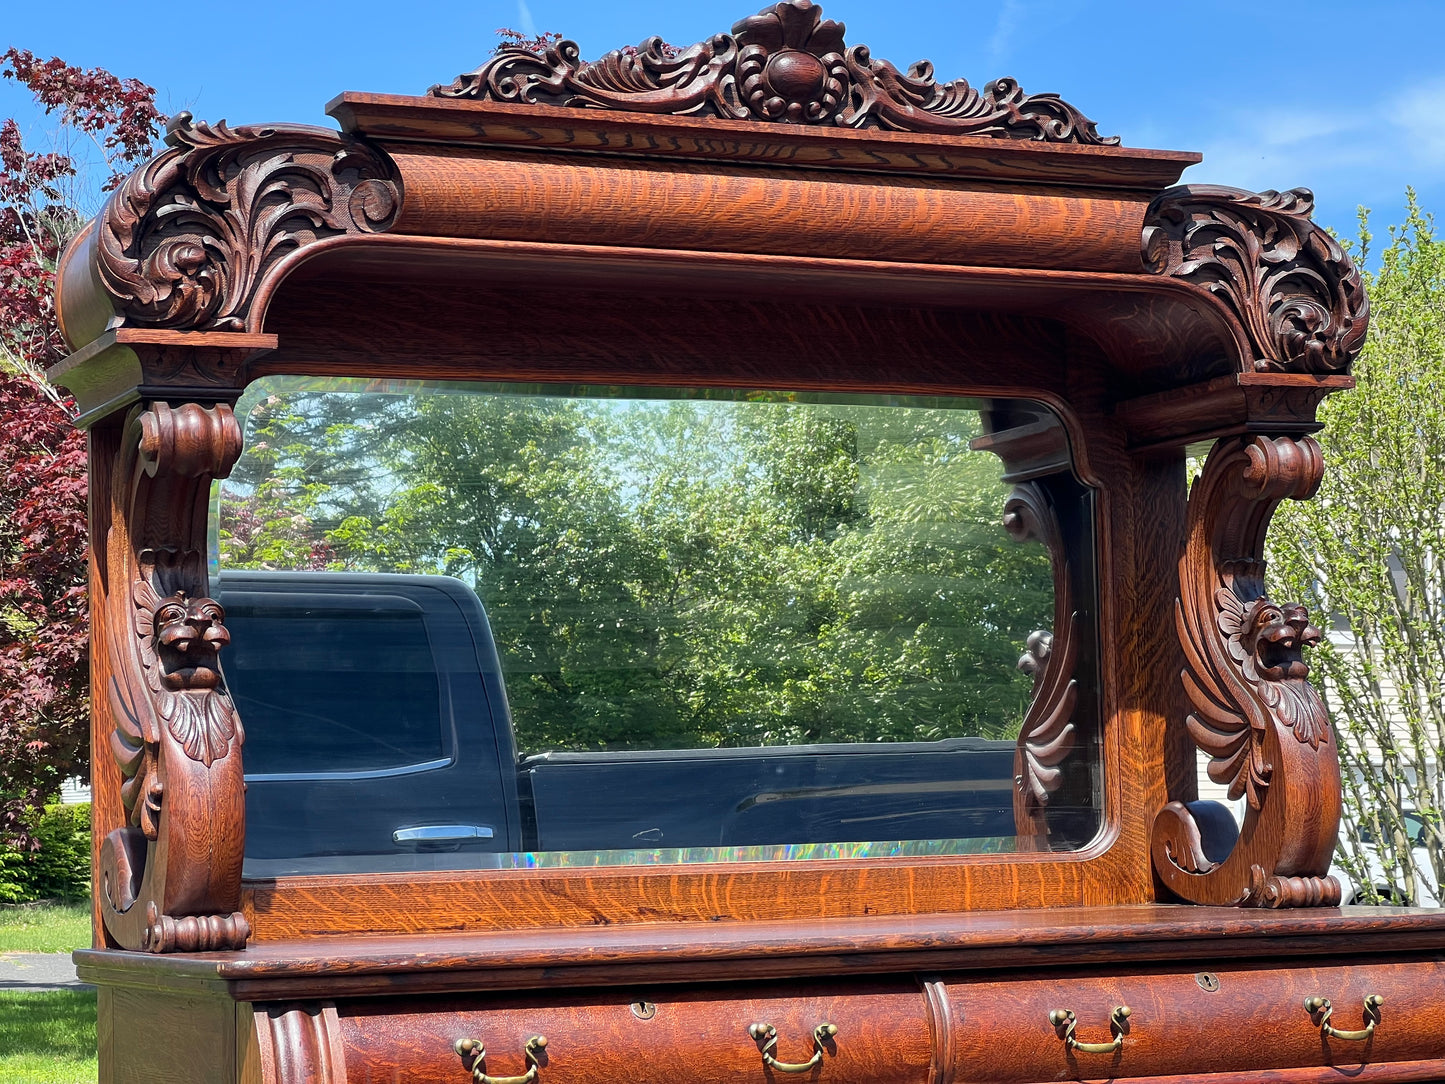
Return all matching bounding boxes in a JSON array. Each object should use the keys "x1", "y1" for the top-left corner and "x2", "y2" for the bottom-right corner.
[{"x1": 51, "y1": 4, "x2": 1445, "y2": 1082}]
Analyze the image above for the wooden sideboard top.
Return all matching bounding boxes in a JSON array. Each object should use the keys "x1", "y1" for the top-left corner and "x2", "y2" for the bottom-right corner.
[{"x1": 74, "y1": 904, "x2": 1445, "y2": 1000}]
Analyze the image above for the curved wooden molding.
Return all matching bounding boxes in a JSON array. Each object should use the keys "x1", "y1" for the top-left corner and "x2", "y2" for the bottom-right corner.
[
  {"x1": 88, "y1": 111, "x2": 399, "y2": 335},
  {"x1": 251, "y1": 1003, "x2": 348, "y2": 1084},
  {"x1": 1002, "y1": 483, "x2": 1079, "y2": 844},
  {"x1": 1143, "y1": 185, "x2": 1369, "y2": 375},
  {"x1": 98, "y1": 401, "x2": 251, "y2": 951},
  {"x1": 1151, "y1": 435, "x2": 1342, "y2": 908},
  {"x1": 432, "y1": 0, "x2": 1117, "y2": 145}
]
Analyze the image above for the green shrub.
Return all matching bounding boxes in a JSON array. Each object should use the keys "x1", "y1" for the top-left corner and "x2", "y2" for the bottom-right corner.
[{"x1": 0, "y1": 804, "x2": 90, "y2": 904}]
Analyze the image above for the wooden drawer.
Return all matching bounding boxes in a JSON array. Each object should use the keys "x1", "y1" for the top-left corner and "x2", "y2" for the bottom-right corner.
[
  {"x1": 940, "y1": 959, "x2": 1445, "y2": 1082},
  {"x1": 333, "y1": 980, "x2": 933, "y2": 1084}
]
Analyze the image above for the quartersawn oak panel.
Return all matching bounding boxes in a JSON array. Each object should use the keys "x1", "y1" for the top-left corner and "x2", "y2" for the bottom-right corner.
[
  {"x1": 337, "y1": 980, "x2": 932, "y2": 1084},
  {"x1": 942, "y1": 960, "x2": 1445, "y2": 1082},
  {"x1": 386, "y1": 146, "x2": 1154, "y2": 274}
]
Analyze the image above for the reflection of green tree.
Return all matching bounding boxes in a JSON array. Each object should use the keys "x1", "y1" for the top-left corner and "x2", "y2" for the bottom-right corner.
[{"x1": 217, "y1": 386, "x2": 1054, "y2": 752}]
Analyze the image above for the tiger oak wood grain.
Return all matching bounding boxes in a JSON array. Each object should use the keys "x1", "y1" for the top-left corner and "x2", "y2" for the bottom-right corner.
[
  {"x1": 384, "y1": 145, "x2": 1155, "y2": 273},
  {"x1": 942, "y1": 960, "x2": 1445, "y2": 1081},
  {"x1": 338, "y1": 981, "x2": 931, "y2": 1084},
  {"x1": 48, "y1": 7, "x2": 1406, "y2": 1081},
  {"x1": 327, "y1": 94, "x2": 1201, "y2": 190}
]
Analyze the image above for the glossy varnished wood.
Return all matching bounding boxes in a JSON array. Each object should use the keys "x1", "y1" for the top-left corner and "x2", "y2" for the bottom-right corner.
[
  {"x1": 341, "y1": 980, "x2": 931, "y2": 1084},
  {"x1": 49, "y1": 8, "x2": 1396, "y2": 1081},
  {"x1": 329, "y1": 94, "x2": 1201, "y2": 189},
  {"x1": 382, "y1": 145, "x2": 1157, "y2": 273},
  {"x1": 73, "y1": 907, "x2": 1445, "y2": 1000},
  {"x1": 942, "y1": 960, "x2": 1445, "y2": 1081}
]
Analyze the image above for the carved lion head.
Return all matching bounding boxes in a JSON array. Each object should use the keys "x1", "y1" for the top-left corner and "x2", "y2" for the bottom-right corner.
[{"x1": 152, "y1": 593, "x2": 229, "y2": 690}]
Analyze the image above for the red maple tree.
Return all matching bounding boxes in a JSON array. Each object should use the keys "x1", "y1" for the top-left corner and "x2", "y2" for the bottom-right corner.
[{"x1": 0, "y1": 49, "x2": 163, "y2": 845}]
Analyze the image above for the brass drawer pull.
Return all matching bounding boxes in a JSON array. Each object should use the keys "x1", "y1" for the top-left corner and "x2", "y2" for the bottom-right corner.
[
  {"x1": 748, "y1": 1022, "x2": 838, "y2": 1073},
  {"x1": 455, "y1": 1035, "x2": 548, "y2": 1084},
  {"x1": 1305, "y1": 995, "x2": 1384, "y2": 1041},
  {"x1": 1048, "y1": 1006, "x2": 1131, "y2": 1054}
]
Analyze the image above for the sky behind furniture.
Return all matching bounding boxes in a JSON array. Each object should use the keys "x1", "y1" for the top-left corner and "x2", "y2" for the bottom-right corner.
[{"x1": 3, "y1": 0, "x2": 1439, "y2": 250}]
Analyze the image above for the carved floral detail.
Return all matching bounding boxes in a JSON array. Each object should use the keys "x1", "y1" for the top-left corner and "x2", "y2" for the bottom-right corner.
[
  {"x1": 96, "y1": 111, "x2": 400, "y2": 331},
  {"x1": 432, "y1": 1, "x2": 1118, "y2": 144},
  {"x1": 1143, "y1": 185, "x2": 1369, "y2": 374}
]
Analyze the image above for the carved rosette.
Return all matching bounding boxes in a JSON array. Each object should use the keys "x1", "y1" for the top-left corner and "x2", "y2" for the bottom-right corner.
[
  {"x1": 1151, "y1": 435, "x2": 1342, "y2": 908},
  {"x1": 95, "y1": 112, "x2": 400, "y2": 332},
  {"x1": 1002, "y1": 484, "x2": 1079, "y2": 844},
  {"x1": 1143, "y1": 186, "x2": 1369, "y2": 374},
  {"x1": 98, "y1": 401, "x2": 251, "y2": 951},
  {"x1": 432, "y1": 0, "x2": 1118, "y2": 144}
]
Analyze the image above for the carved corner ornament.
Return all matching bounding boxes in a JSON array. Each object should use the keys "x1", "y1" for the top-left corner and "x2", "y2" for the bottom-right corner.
[
  {"x1": 1002, "y1": 483, "x2": 1079, "y2": 845},
  {"x1": 98, "y1": 401, "x2": 251, "y2": 951},
  {"x1": 432, "y1": 0, "x2": 1117, "y2": 145},
  {"x1": 1143, "y1": 186, "x2": 1369, "y2": 375},
  {"x1": 1151, "y1": 435, "x2": 1343, "y2": 908},
  {"x1": 86, "y1": 111, "x2": 400, "y2": 335}
]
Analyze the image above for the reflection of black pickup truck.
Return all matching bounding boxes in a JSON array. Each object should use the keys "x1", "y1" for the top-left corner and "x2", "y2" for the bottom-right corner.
[{"x1": 216, "y1": 572, "x2": 1019, "y2": 876}]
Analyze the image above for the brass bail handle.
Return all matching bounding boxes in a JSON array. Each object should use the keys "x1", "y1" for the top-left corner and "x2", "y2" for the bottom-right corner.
[
  {"x1": 748, "y1": 1022, "x2": 839, "y2": 1073},
  {"x1": 1048, "y1": 1006, "x2": 1131, "y2": 1054},
  {"x1": 454, "y1": 1035, "x2": 548, "y2": 1084},
  {"x1": 1305, "y1": 995, "x2": 1384, "y2": 1041}
]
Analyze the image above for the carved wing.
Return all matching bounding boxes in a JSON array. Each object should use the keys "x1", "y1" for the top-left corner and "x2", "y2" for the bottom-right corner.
[{"x1": 1177, "y1": 584, "x2": 1273, "y2": 809}]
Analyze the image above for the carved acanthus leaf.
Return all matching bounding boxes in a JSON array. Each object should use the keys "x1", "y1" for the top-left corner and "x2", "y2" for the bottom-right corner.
[
  {"x1": 96, "y1": 112, "x2": 400, "y2": 332},
  {"x1": 432, "y1": 1, "x2": 1118, "y2": 145},
  {"x1": 1143, "y1": 185, "x2": 1369, "y2": 374},
  {"x1": 1001, "y1": 483, "x2": 1079, "y2": 836}
]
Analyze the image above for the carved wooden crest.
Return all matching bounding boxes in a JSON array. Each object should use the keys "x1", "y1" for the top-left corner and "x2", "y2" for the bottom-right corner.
[
  {"x1": 95, "y1": 112, "x2": 400, "y2": 332},
  {"x1": 432, "y1": 0, "x2": 1117, "y2": 144},
  {"x1": 1143, "y1": 186, "x2": 1368, "y2": 375}
]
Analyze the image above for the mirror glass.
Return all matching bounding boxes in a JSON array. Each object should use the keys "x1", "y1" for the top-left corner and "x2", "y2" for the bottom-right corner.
[{"x1": 210, "y1": 378, "x2": 1099, "y2": 876}]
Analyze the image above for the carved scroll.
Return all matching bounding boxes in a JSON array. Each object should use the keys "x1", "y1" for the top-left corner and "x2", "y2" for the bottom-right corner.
[
  {"x1": 1143, "y1": 186, "x2": 1369, "y2": 375},
  {"x1": 433, "y1": 0, "x2": 1117, "y2": 145},
  {"x1": 98, "y1": 400, "x2": 250, "y2": 951},
  {"x1": 95, "y1": 112, "x2": 400, "y2": 332},
  {"x1": 1003, "y1": 483, "x2": 1079, "y2": 845},
  {"x1": 1151, "y1": 435, "x2": 1342, "y2": 907}
]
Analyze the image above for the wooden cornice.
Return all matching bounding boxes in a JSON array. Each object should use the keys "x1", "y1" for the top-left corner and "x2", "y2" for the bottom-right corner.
[{"x1": 328, "y1": 93, "x2": 1200, "y2": 191}]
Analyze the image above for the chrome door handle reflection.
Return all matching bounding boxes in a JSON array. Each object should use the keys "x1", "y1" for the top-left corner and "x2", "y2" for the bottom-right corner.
[
  {"x1": 748, "y1": 1023, "x2": 838, "y2": 1072},
  {"x1": 394, "y1": 824, "x2": 496, "y2": 845}
]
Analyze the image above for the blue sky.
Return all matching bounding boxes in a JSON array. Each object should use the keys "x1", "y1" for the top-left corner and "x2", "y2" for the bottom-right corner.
[{"x1": 3, "y1": 0, "x2": 1441, "y2": 246}]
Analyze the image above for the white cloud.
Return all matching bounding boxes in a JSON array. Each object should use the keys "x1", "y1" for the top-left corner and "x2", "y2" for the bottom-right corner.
[
  {"x1": 1183, "y1": 78, "x2": 1445, "y2": 199},
  {"x1": 989, "y1": 0, "x2": 1022, "y2": 62},
  {"x1": 518, "y1": 0, "x2": 538, "y2": 38}
]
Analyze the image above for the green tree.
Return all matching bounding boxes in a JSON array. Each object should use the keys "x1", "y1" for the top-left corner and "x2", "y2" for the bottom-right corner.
[
  {"x1": 217, "y1": 385, "x2": 1055, "y2": 756},
  {"x1": 1270, "y1": 193, "x2": 1445, "y2": 906}
]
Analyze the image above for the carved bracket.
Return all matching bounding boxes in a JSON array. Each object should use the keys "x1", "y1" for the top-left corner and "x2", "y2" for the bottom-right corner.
[
  {"x1": 91, "y1": 112, "x2": 400, "y2": 334},
  {"x1": 432, "y1": 0, "x2": 1116, "y2": 145},
  {"x1": 1003, "y1": 483, "x2": 1079, "y2": 845},
  {"x1": 98, "y1": 401, "x2": 250, "y2": 950},
  {"x1": 1151, "y1": 434, "x2": 1342, "y2": 907},
  {"x1": 1143, "y1": 186, "x2": 1369, "y2": 375}
]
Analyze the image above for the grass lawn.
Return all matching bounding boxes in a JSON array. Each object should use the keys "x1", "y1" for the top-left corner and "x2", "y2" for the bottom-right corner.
[
  {"x1": 0, "y1": 989, "x2": 98, "y2": 1084},
  {"x1": 0, "y1": 902, "x2": 91, "y2": 954}
]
